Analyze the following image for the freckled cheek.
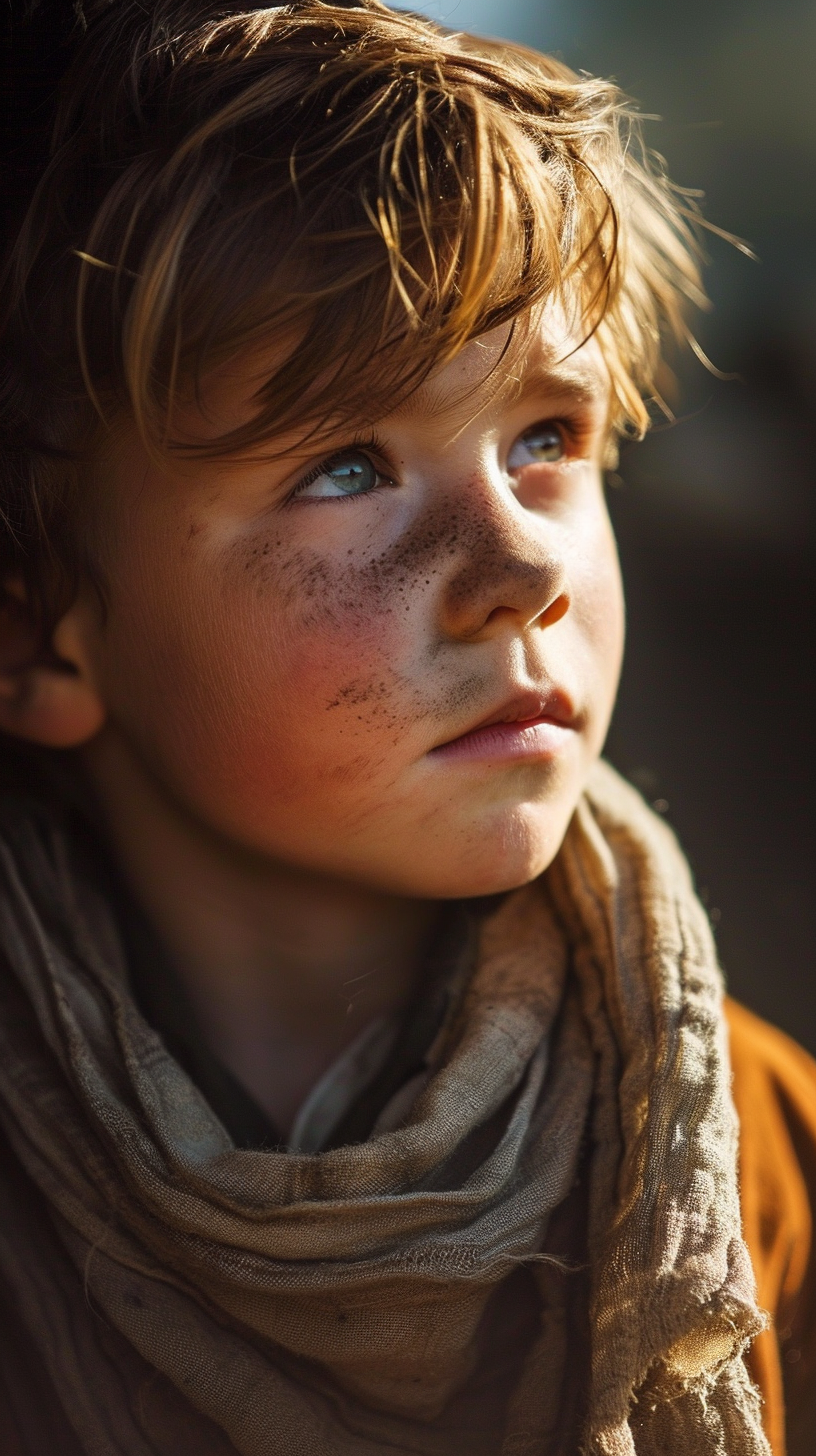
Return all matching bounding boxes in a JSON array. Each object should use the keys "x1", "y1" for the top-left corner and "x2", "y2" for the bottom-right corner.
[
  {"x1": 103, "y1": 526, "x2": 428, "y2": 817},
  {"x1": 232, "y1": 535, "x2": 437, "y2": 689},
  {"x1": 164, "y1": 562, "x2": 415, "y2": 770},
  {"x1": 112, "y1": 615, "x2": 398, "y2": 825}
]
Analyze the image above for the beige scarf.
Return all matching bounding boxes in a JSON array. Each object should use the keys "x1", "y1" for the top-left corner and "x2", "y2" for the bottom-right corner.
[{"x1": 0, "y1": 762, "x2": 769, "y2": 1455}]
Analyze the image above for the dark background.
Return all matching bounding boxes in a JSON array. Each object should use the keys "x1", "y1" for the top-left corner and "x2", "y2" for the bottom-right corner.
[{"x1": 401, "y1": 0, "x2": 816, "y2": 1050}]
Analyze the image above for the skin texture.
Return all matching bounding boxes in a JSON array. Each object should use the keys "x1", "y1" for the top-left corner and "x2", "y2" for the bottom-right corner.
[{"x1": 0, "y1": 312, "x2": 625, "y2": 1130}]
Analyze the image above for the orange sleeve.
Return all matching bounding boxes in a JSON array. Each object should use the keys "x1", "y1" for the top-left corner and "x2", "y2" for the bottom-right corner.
[{"x1": 725, "y1": 997, "x2": 816, "y2": 1456}]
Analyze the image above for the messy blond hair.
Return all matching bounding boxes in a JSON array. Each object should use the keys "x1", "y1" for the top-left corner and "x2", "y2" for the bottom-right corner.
[{"x1": 1, "y1": 0, "x2": 704, "y2": 626}]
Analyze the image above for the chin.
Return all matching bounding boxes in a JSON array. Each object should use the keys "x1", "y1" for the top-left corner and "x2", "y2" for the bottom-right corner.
[
  {"x1": 399, "y1": 805, "x2": 575, "y2": 901},
  {"x1": 441, "y1": 858, "x2": 554, "y2": 901}
]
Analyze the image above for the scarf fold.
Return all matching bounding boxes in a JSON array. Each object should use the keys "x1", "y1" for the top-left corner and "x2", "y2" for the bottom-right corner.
[{"x1": 0, "y1": 762, "x2": 770, "y2": 1455}]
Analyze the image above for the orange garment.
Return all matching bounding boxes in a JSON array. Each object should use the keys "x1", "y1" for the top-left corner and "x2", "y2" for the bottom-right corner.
[{"x1": 726, "y1": 998, "x2": 816, "y2": 1456}]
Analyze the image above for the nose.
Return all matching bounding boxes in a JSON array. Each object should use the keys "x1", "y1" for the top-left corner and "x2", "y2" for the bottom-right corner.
[{"x1": 435, "y1": 470, "x2": 568, "y2": 642}]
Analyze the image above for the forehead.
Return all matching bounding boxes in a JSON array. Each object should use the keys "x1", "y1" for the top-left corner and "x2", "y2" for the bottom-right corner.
[
  {"x1": 173, "y1": 300, "x2": 611, "y2": 456},
  {"x1": 392, "y1": 313, "x2": 610, "y2": 429}
]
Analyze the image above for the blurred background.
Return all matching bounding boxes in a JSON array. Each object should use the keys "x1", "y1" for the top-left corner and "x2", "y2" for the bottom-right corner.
[{"x1": 399, "y1": 0, "x2": 816, "y2": 1049}]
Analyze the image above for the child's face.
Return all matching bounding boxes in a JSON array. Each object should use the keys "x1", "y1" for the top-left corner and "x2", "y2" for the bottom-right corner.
[{"x1": 83, "y1": 313, "x2": 624, "y2": 898}]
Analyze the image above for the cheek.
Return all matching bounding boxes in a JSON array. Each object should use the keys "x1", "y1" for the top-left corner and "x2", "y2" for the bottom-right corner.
[
  {"x1": 218, "y1": 520, "x2": 473, "y2": 744},
  {"x1": 574, "y1": 515, "x2": 625, "y2": 702},
  {"x1": 551, "y1": 503, "x2": 624, "y2": 752},
  {"x1": 237, "y1": 542, "x2": 411, "y2": 724},
  {"x1": 100, "y1": 528, "x2": 420, "y2": 809}
]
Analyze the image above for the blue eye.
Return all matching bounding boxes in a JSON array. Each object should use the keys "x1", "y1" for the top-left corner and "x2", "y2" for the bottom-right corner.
[
  {"x1": 294, "y1": 451, "x2": 381, "y2": 500},
  {"x1": 507, "y1": 423, "x2": 565, "y2": 469}
]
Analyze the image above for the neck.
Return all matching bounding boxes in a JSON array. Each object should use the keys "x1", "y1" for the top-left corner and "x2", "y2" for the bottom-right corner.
[{"x1": 82, "y1": 729, "x2": 441, "y2": 1134}]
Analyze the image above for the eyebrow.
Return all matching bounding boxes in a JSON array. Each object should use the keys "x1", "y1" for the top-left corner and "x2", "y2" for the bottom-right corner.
[
  {"x1": 503, "y1": 356, "x2": 607, "y2": 410},
  {"x1": 392, "y1": 353, "x2": 607, "y2": 426}
]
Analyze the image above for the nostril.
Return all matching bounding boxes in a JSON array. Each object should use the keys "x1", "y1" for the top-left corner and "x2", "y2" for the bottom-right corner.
[
  {"x1": 537, "y1": 593, "x2": 569, "y2": 628},
  {"x1": 482, "y1": 603, "x2": 520, "y2": 630}
]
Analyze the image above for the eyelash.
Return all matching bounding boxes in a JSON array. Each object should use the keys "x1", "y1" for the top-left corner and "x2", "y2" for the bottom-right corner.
[
  {"x1": 287, "y1": 413, "x2": 587, "y2": 506},
  {"x1": 531, "y1": 416, "x2": 584, "y2": 453},
  {"x1": 288, "y1": 431, "x2": 392, "y2": 503}
]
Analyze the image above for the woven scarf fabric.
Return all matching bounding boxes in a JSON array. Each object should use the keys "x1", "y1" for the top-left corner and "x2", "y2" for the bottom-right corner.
[{"x1": 0, "y1": 762, "x2": 769, "y2": 1455}]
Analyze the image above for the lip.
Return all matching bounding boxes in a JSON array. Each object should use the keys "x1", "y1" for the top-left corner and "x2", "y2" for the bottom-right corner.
[{"x1": 428, "y1": 688, "x2": 578, "y2": 765}]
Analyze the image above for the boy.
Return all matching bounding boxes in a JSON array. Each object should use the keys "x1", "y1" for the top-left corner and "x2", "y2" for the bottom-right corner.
[{"x1": 0, "y1": 1, "x2": 814, "y2": 1452}]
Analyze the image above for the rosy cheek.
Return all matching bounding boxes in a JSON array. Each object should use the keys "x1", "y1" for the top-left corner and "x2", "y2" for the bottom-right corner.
[{"x1": 232, "y1": 531, "x2": 414, "y2": 694}]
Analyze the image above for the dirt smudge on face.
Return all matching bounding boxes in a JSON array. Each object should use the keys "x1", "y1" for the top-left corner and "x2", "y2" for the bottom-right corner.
[
  {"x1": 244, "y1": 486, "x2": 558, "y2": 627},
  {"x1": 236, "y1": 483, "x2": 560, "y2": 739}
]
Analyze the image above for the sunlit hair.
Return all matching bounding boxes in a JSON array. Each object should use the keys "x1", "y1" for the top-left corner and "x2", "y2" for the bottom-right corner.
[{"x1": 1, "y1": 0, "x2": 706, "y2": 627}]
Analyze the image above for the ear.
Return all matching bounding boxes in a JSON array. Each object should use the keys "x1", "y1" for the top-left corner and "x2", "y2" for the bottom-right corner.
[{"x1": 0, "y1": 581, "x2": 106, "y2": 748}]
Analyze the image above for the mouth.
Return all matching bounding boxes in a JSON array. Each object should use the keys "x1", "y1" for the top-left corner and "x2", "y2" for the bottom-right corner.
[{"x1": 427, "y1": 688, "x2": 579, "y2": 765}]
